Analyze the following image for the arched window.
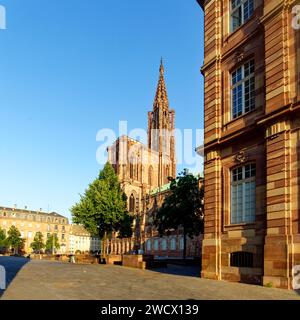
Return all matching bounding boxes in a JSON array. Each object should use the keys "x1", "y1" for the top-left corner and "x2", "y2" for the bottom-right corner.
[
  {"x1": 148, "y1": 166, "x2": 153, "y2": 186},
  {"x1": 129, "y1": 155, "x2": 134, "y2": 179},
  {"x1": 170, "y1": 238, "x2": 176, "y2": 251},
  {"x1": 165, "y1": 165, "x2": 170, "y2": 183},
  {"x1": 161, "y1": 238, "x2": 167, "y2": 251},
  {"x1": 130, "y1": 163, "x2": 134, "y2": 179},
  {"x1": 146, "y1": 239, "x2": 152, "y2": 251},
  {"x1": 129, "y1": 194, "x2": 135, "y2": 213},
  {"x1": 154, "y1": 239, "x2": 159, "y2": 251}
]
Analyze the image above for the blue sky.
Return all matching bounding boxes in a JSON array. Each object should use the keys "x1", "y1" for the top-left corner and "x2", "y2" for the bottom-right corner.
[{"x1": 0, "y1": 0, "x2": 204, "y2": 219}]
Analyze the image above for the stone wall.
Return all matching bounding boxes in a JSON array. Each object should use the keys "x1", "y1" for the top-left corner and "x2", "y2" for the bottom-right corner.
[{"x1": 200, "y1": 0, "x2": 300, "y2": 288}]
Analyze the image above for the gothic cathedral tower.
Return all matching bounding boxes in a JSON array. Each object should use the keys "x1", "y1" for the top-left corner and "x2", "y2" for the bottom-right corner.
[{"x1": 147, "y1": 60, "x2": 176, "y2": 187}]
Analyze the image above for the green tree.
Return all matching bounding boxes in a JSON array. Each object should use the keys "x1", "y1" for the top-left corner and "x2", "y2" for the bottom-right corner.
[
  {"x1": 0, "y1": 227, "x2": 6, "y2": 248},
  {"x1": 71, "y1": 162, "x2": 133, "y2": 250},
  {"x1": 154, "y1": 170, "x2": 204, "y2": 260},
  {"x1": 6, "y1": 225, "x2": 23, "y2": 255},
  {"x1": 115, "y1": 212, "x2": 134, "y2": 239},
  {"x1": 30, "y1": 232, "x2": 45, "y2": 253},
  {"x1": 45, "y1": 234, "x2": 60, "y2": 254}
]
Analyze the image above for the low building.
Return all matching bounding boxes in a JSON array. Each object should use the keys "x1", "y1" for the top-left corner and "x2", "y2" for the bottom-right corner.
[
  {"x1": 143, "y1": 179, "x2": 203, "y2": 259},
  {"x1": 0, "y1": 206, "x2": 69, "y2": 254},
  {"x1": 69, "y1": 224, "x2": 101, "y2": 254}
]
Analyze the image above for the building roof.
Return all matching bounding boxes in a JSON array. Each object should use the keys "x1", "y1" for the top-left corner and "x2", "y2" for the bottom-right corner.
[
  {"x1": 0, "y1": 206, "x2": 68, "y2": 220},
  {"x1": 70, "y1": 224, "x2": 92, "y2": 237},
  {"x1": 150, "y1": 183, "x2": 171, "y2": 195}
]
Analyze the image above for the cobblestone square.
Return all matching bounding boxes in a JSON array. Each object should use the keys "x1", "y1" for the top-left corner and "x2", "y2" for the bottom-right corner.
[{"x1": 1, "y1": 257, "x2": 299, "y2": 300}]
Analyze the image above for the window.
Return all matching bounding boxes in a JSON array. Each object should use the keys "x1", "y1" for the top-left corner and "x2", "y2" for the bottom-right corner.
[
  {"x1": 47, "y1": 225, "x2": 51, "y2": 232},
  {"x1": 129, "y1": 155, "x2": 135, "y2": 180},
  {"x1": 161, "y1": 239, "x2": 167, "y2": 251},
  {"x1": 62, "y1": 226, "x2": 65, "y2": 232},
  {"x1": 136, "y1": 163, "x2": 139, "y2": 181},
  {"x1": 180, "y1": 238, "x2": 184, "y2": 250},
  {"x1": 129, "y1": 194, "x2": 135, "y2": 213},
  {"x1": 62, "y1": 234, "x2": 65, "y2": 240},
  {"x1": 170, "y1": 238, "x2": 176, "y2": 251},
  {"x1": 231, "y1": 59, "x2": 255, "y2": 119},
  {"x1": 148, "y1": 166, "x2": 153, "y2": 186},
  {"x1": 28, "y1": 232, "x2": 32, "y2": 239},
  {"x1": 230, "y1": 251, "x2": 253, "y2": 268},
  {"x1": 146, "y1": 239, "x2": 151, "y2": 251},
  {"x1": 231, "y1": 163, "x2": 256, "y2": 224},
  {"x1": 165, "y1": 165, "x2": 170, "y2": 183},
  {"x1": 231, "y1": 0, "x2": 254, "y2": 32},
  {"x1": 154, "y1": 239, "x2": 159, "y2": 251}
]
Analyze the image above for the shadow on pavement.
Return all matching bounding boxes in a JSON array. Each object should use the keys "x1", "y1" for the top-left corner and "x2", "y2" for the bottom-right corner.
[
  {"x1": 0, "y1": 256, "x2": 30, "y2": 297},
  {"x1": 150, "y1": 263, "x2": 201, "y2": 278}
]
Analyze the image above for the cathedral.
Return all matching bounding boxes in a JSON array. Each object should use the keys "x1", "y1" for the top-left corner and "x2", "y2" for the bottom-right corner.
[
  {"x1": 108, "y1": 61, "x2": 202, "y2": 258},
  {"x1": 108, "y1": 60, "x2": 176, "y2": 205}
]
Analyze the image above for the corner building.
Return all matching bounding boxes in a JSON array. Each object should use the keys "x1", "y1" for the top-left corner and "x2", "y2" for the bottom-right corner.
[{"x1": 197, "y1": 0, "x2": 300, "y2": 288}]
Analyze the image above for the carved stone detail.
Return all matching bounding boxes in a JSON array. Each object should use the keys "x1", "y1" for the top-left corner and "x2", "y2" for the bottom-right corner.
[{"x1": 234, "y1": 151, "x2": 248, "y2": 164}]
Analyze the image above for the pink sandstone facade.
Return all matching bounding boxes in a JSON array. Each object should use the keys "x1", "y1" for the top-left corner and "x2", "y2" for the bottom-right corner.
[{"x1": 198, "y1": 0, "x2": 300, "y2": 289}]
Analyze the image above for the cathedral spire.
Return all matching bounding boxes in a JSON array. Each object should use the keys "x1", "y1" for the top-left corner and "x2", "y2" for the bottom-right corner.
[
  {"x1": 159, "y1": 57, "x2": 164, "y2": 75},
  {"x1": 153, "y1": 58, "x2": 169, "y2": 110}
]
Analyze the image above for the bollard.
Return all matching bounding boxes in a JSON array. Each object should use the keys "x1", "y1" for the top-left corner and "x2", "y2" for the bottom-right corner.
[{"x1": 0, "y1": 265, "x2": 6, "y2": 290}]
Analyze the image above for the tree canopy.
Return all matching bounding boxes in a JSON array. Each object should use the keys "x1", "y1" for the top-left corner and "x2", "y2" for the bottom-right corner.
[
  {"x1": 6, "y1": 225, "x2": 23, "y2": 254},
  {"x1": 45, "y1": 234, "x2": 60, "y2": 253},
  {"x1": 154, "y1": 170, "x2": 204, "y2": 259},
  {"x1": 30, "y1": 232, "x2": 45, "y2": 253},
  {"x1": 0, "y1": 227, "x2": 6, "y2": 247},
  {"x1": 71, "y1": 162, "x2": 133, "y2": 239}
]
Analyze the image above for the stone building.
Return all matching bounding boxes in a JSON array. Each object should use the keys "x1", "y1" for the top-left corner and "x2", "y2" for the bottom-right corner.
[
  {"x1": 197, "y1": 0, "x2": 300, "y2": 288},
  {"x1": 108, "y1": 61, "x2": 202, "y2": 258},
  {"x1": 0, "y1": 206, "x2": 69, "y2": 254},
  {"x1": 143, "y1": 182, "x2": 203, "y2": 259},
  {"x1": 69, "y1": 224, "x2": 101, "y2": 254}
]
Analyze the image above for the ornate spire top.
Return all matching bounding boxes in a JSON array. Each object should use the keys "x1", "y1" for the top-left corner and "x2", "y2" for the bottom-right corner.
[
  {"x1": 160, "y1": 57, "x2": 164, "y2": 75},
  {"x1": 153, "y1": 58, "x2": 169, "y2": 110}
]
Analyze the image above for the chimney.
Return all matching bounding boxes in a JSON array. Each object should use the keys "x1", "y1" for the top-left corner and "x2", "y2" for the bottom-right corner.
[{"x1": 25, "y1": 206, "x2": 28, "y2": 210}]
